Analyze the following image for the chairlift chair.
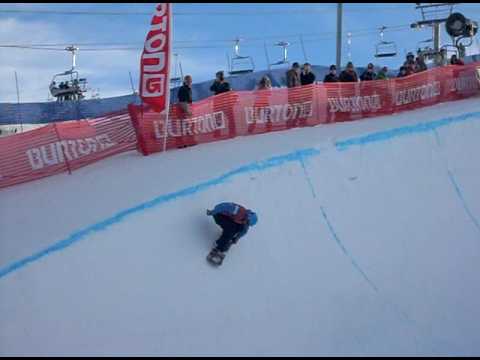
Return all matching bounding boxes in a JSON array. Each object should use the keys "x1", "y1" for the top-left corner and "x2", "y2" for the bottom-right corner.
[
  {"x1": 48, "y1": 46, "x2": 88, "y2": 102},
  {"x1": 228, "y1": 38, "x2": 255, "y2": 76},
  {"x1": 267, "y1": 41, "x2": 290, "y2": 70},
  {"x1": 49, "y1": 70, "x2": 88, "y2": 102},
  {"x1": 374, "y1": 26, "x2": 397, "y2": 58}
]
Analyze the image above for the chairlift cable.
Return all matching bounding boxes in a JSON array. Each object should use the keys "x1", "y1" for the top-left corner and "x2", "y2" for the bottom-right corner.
[
  {"x1": 0, "y1": 24, "x2": 411, "y2": 50},
  {"x1": 0, "y1": 6, "x2": 410, "y2": 16}
]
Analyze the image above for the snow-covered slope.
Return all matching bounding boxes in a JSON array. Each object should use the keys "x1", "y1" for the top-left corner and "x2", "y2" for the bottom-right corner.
[{"x1": 1, "y1": 97, "x2": 480, "y2": 356}]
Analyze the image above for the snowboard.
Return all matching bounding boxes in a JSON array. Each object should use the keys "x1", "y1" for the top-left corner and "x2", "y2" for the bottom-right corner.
[{"x1": 206, "y1": 249, "x2": 225, "y2": 266}]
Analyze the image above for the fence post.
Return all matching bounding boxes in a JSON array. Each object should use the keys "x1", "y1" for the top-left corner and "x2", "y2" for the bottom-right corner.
[{"x1": 54, "y1": 123, "x2": 72, "y2": 175}]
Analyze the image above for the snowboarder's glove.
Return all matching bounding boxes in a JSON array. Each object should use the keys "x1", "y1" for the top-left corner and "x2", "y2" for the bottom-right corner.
[{"x1": 206, "y1": 209, "x2": 212, "y2": 216}]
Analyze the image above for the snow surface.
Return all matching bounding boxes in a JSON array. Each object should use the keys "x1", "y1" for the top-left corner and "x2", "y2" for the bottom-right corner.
[{"x1": 1, "y1": 97, "x2": 480, "y2": 356}]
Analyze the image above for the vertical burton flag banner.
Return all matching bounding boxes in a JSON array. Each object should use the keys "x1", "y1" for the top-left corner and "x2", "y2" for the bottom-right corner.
[{"x1": 139, "y1": 3, "x2": 172, "y2": 152}]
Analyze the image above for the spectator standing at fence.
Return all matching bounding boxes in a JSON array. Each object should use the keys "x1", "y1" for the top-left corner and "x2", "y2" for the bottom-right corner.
[
  {"x1": 376, "y1": 66, "x2": 389, "y2": 80},
  {"x1": 177, "y1": 75, "x2": 193, "y2": 117},
  {"x1": 286, "y1": 62, "x2": 301, "y2": 88},
  {"x1": 404, "y1": 52, "x2": 415, "y2": 67},
  {"x1": 450, "y1": 54, "x2": 465, "y2": 66},
  {"x1": 434, "y1": 49, "x2": 448, "y2": 67},
  {"x1": 300, "y1": 62, "x2": 316, "y2": 85},
  {"x1": 210, "y1": 71, "x2": 231, "y2": 95},
  {"x1": 323, "y1": 65, "x2": 339, "y2": 82},
  {"x1": 250, "y1": 76, "x2": 273, "y2": 134},
  {"x1": 397, "y1": 66, "x2": 408, "y2": 78},
  {"x1": 257, "y1": 75, "x2": 272, "y2": 90},
  {"x1": 415, "y1": 54, "x2": 428, "y2": 72},
  {"x1": 360, "y1": 63, "x2": 377, "y2": 81},
  {"x1": 458, "y1": 43, "x2": 466, "y2": 59},
  {"x1": 405, "y1": 62, "x2": 416, "y2": 76},
  {"x1": 339, "y1": 62, "x2": 359, "y2": 82},
  {"x1": 175, "y1": 75, "x2": 195, "y2": 148}
]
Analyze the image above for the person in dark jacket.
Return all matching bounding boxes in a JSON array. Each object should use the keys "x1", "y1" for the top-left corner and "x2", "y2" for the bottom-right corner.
[
  {"x1": 360, "y1": 63, "x2": 377, "y2": 81},
  {"x1": 206, "y1": 202, "x2": 258, "y2": 264},
  {"x1": 339, "y1": 61, "x2": 359, "y2": 82},
  {"x1": 323, "y1": 64, "x2": 339, "y2": 82},
  {"x1": 300, "y1": 62, "x2": 316, "y2": 85},
  {"x1": 397, "y1": 66, "x2": 407, "y2": 78},
  {"x1": 210, "y1": 71, "x2": 231, "y2": 95},
  {"x1": 405, "y1": 61, "x2": 416, "y2": 76},
  {"x1": 450, "y1": 54, "x2": 465, "y2": 66},
  {"x1": 286, "y1": 62, "x2": 301, "y2": 88},
  {"x1": 404, "y1": 52, "x2": 415, "y2": 67},
  {"x1": 177, "y1": 75, "x2": 192, "y2": 116},
  {"x1": 415, "y1": 55, "x2": 428, "y2": 72}
]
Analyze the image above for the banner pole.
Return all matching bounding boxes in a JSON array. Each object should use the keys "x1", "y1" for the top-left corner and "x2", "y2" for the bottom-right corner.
[
  {"x1": 162, "y1": 109, "x2": 169, "y2": 152},
  {"x1": 162, "y1": 3, "x2": 173, "y2": 153},
  {"x1": 14, "y1": 71, "x2": 23, "y2": 133}
]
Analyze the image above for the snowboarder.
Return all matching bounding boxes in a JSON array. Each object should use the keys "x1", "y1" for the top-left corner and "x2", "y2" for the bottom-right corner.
[{"x1": 206, "y1": 202, "x2": 258, "y2": 266}]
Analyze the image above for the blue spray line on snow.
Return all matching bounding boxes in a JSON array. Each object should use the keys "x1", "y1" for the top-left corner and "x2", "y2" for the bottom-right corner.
[
  {"x1": 433, "y1": 128, "x2": 480, "y2": 236},
  {"x1": 2, "y1": 110, "x2": 480, "y2": 280},
  {"x1": 298, "y1": 156, "x2": 379, "y2": 292},
  {"x1": 447, "y1": 170, "x2": 480, "y2": 234},
  {"x1": 318, "y1": 206, "x2": 379, "y2": 292},
  {"x1": 300, "y1": 154, "x2": 418, "y2": 348},
  {"x1": 335, "y1": 111, "x2": 480, "y2": 151}
]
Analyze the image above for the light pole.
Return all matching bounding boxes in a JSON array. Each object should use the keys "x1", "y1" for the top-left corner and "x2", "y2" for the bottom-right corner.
[{"x1": 336, "y1": 3, "x2": 343, "y2": 70}]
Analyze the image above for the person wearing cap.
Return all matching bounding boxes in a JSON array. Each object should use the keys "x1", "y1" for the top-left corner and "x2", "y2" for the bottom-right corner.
[
  {"x1": 339, "y1": 61, "x2": 359, "y2": 82},
  {"x1": 300, "y1": 62, "x2": 316, "y2": 85},
  {"x1": 286, "y1": 62, "x2": 301, "y2": 88},
  {"x1": 360, "y1": 63, "x2": 377, "y2": 81},
  {"x1": 210, "y1": 70, "x2": 231, "y2": 95},
  {"x1": 323, "y1": 65, "x2": 339, "y2": 82},
  {"x1": 206, "y1": 202, "x2": 258, "y2": 265},
  {"x1": 415, "y1": 54, "x2": 428, "y2": 72},
  {"x1": 404, "y1": 52, "x2": 415, "y2": 67}
]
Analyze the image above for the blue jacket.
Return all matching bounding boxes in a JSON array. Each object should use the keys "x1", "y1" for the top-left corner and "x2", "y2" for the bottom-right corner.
[
  {"x1": 211, "y1": 202, "x2": 243, "y2": 217},
  {"x1": 208, "y1": 202, "x2": 258, "y2": 238}
]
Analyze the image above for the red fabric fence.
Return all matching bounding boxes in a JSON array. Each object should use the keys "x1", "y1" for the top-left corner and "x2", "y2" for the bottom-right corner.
[
  {"x1": 0, "y1": 110, "x2": 136, "y2": 189},
  {"x1": 129, "y1": 63, "x2": 480, "y2": 155}
]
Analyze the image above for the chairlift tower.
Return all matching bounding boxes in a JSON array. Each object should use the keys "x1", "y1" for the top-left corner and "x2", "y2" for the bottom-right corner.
[{"x1": 410, "y1": 3, "x2": 458, "y2": 63}]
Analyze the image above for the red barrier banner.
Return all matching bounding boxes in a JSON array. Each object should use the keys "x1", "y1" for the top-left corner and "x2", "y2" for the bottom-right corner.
[
  {"x1": 130, "y1": 63, "x2": 480, "y2": 155},
  {"x1": 0, "y1": 111, "x2": 136, "y2": 189}
]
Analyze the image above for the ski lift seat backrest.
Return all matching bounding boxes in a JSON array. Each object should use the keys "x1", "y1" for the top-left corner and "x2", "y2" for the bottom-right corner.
[
  {"x1": 375, "y1": 41, "x2": 397, "y2": 58},
  {"x1": 229, "y1": 55, "x2": 255, "y2": 75}
]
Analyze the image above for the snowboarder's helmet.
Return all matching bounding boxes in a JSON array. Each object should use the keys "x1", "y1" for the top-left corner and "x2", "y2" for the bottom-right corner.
[{"x1": 247, "y1": 211, "x2": 258, "y2": 226}]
